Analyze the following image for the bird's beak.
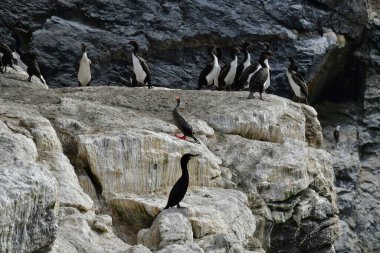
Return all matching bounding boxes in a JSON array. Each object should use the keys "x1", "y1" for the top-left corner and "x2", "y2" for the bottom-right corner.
[{"x1": 191, "y1": 154, "x2": 200, "y2": 157}]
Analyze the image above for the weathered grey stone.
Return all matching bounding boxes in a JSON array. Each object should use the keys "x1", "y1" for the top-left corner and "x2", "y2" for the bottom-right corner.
[
  {"x1": 49, "y1": 207, "x2": 130, "y2": 253},
  {"x1": 127, "y1": 245, "x2": 152, "y2": 253},
  {"x1": 0, "y1": 116, "x2": 58, "y2": 252},
  {"x1": 138, "y1": 210, "x2": 193, "y2": 250},
  {"x1": 0, "y1": 72, "x2": 337, "y2": 252},
  {"x1": 155, "y1": 243, "x2": 205, "y2": 253}
]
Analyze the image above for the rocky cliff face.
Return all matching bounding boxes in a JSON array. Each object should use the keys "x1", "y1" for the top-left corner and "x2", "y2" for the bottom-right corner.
[
  {"x1": 1, "y1": 0, "x2": 379, "y2": 252},
  {"x1": 0, "y1": 69, "x2": 337, "y2": 252},
  {"x1": 0, "y1": 0, "x2": 369, "y2": 101}
]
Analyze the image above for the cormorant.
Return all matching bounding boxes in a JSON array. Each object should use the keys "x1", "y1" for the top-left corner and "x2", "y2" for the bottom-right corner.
[
  {"x1": 236, "y1": 42, "x2": 268, "y2": 90},
  {"x1": 233, "y1": 42, "x2": 252, "y2": 90},
  {"x1": 129, "y1": 40, "x2": 151, "y2": 89},
  {"x1": 247, "y1": 51, "x2": 274, "y2": 100},
  {"x1": 76, "y1": 42, "x2": 91, "y2": 86},
  {"x1": 0, "y1": 42, "x2": 16, "y2": 73},
  {"x1": 287, "y1": 57, "x2": 309, "y2": 104},
  {"x1": 163, "y1": 153, "x2": 199, "y2": 209},
  {"x1": 197, "y1": 45, "x2": 218, "y2": 90},
  {"x1": 334, "y1": 125, "x2": 340, "y2": 144},
  {"x1": 12, "y1": 32, "x2": 46, "y2": 84},
  {"x1": 172, "y1": 96, "x2": 200, "y2": 144},
  {"x1": 218, "y1": 47, "x2": 240, "y2": 90}
]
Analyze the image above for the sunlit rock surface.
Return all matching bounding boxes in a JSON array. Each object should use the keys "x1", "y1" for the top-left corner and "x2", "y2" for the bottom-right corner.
[{"x1": 0, "y1": 73, "x2": 336, "y2": 252}]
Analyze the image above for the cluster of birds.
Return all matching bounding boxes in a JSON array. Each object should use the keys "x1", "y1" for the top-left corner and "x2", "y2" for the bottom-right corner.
[
  {"x1": 0, "y1": 30, "x2": 46, "y2": 84},
  {"x1": 196, "y1": 41, "x2": 309, "y2": 103},
  {"x1": 1, "y1": 30, "x2": 308, "y2": 104},
  {"x1": 0, "y1": 31, "x2": 312, "y2": 211}
]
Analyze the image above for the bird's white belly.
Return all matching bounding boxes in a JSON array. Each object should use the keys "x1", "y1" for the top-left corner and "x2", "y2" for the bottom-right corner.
[
  {"x1": 263, "y1": 68, "x2": 270, "y2": 91},
  {"x1": 132, "y1": 54, "x2": 146, "y2": 83},
  {"x1": 224, "y1": 59, "x2": 237, "y2": 86},
  {"x1": 243, "y1": 55, "x2": 251, "y2": 70},
  {"x1": 206, "y1": 55, "x2": 219, "y2": 85},
  {"x1": 78, "y1": 58, "x2": 91, "y2": 86},
  {"x1": 287, "y1": 71, "x2": 303, "y2": 97},
  {"x1": 213, "y1": 65, "x2": 221, "y2": 88}
]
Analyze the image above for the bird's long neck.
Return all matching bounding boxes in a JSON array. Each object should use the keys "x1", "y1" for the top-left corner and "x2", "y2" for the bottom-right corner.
[
  {"x1": 176, "y1": 100, "x2": 180, "y2": 108},
  {"x1": 216, "y1": 48, "x2": 223, "y2": 62},
  {"x1": 14, "y1": 35, "x2": 22, "y2": 55},
  {"x1": 243, "y1": 48, "x2": 250, "y2": 63},
  {"x1": 180, "y1": 159, "x2": 190, "y2": 178},
  {"x1": 259, "y1": 58, "x2": 269, "y2": 68},
  {"x1": 288, "y1": 59, "x2": 295, "y2": 71},
  {"x1": 133, "y1": 45, "x2": 139, "y2": 54}
]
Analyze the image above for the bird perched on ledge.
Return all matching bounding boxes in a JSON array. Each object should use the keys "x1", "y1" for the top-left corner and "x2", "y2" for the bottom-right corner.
[
  {"x1": 0, "y1": 42, "x2": 16, "y2": 73},
  {"x1": 197, "y1": 45, "x2": 218, "y2": 90},
  {"x1": 172, "y1": 96, "x2": 200, "y2": 144},
  {"x1": 247, "y1": 51, "x2": 274, "y2": 100},
  {"x1": 334, "y1": 125, "x2": 340, "y2": 145},
  {"x1": 76, "y1": 42, "x2": 91, "y2": 86},
  {"x1": 12, "y1": 30, "x2": 46, "y2": 84},
  {"x1": 128, "y1": 40, "x2": 151, "y2": 89},
  {"x1": 287, "y1": 56, "x2": 309, "y2": 105},
  {"x1": 163, "y1": 153, "x2": 199, "y2": 209}
]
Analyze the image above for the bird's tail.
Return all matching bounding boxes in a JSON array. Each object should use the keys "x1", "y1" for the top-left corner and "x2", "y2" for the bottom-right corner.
[{"x1": 192, "y1": 135, "x2": 200, "y2": 144}]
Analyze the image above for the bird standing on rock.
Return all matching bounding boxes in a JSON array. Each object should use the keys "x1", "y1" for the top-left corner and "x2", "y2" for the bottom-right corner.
[
  {"x1": 172, "y1": 96, "x2": 200, "y2": 144},
  {"x1": 218, "y1": 47, "x2": 240, "y2": 90},
  {"x1": 163, "y1": 153, "x2": 199, "y2": 210},
  {"x1": 237, "y1": 42, "x2": 267, "y2": 90},
  {"x1": 77, "y1": 42, "x2": 91, "y2": 86},
  {"x1": 12, "y1": 32, "x2": 46, "y2": 84},
  {"x1": 248, "y1": 51, "x2": 274, "y2": 100},
  {"x1": 197, "y1": 45, "x2": 218, "y2": 90},
  {"x1": 334, "y1": 125, "x2": 340, "y2": 145},
  {"x1": 128, "y1": 40, "x2": 151, "y2": 89},
  {"x1": 287, "y1": 57, "x2": 309, "y2": 104},
  {"x1": 233, "y1": 42, "x2": 252, "y2": 90},
  {"x1": 0, "y1": 42, "x2": 16, "y2": 73}
]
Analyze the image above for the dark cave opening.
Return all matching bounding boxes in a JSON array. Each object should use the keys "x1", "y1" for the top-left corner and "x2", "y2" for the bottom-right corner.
[{"x1": 313, "y1": 33, "x2": 369, "y2": 105}]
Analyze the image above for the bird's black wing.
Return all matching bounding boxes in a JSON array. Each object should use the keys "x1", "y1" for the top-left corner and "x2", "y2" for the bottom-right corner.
[
  {"x1": 294, "y1": 71, "x2": 305, "y2": 82},
  {"x1": 291, "y1": 71, "x2": 308, "y2": 97},
  {"x1": 137, "y1": 55, "x2": 151, "y2": 86},
  {"x1": 0, "y1": 42, "x2": 13, "y2": 59},
  {"x1": 198, "y1": 64, "x2": 213, "y2": 89},
  {"x1": 165, "y1": 177, "x2": 187, "y2": 208},
  {"x1": 21, "y1": 53, "x2": 42, "y2": 76},
  {"x1": 218, "y1": 63, "x2": 231, "y2": 89},
  {"x1": 249, "y1": 68, "x2": 268, "y2": 93},
  {"x1": 239, "y1": 63, "x2": 259, "y2": 85},
  {"x1": 173, "y1": 108, "x2": 194, "y2": 137},
  {"x1": 234, "y1": 63, "x2": 245, "y2": 89}
]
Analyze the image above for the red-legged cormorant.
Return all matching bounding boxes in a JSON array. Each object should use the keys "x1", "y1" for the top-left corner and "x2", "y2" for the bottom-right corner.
[
  {"x1": 233, "y1": 42, "x2": 252, "y2": 90},
  {"x1": 287, "y1": 57, "x2": 309, "y2": 104},
  {"x1": 172, "y1": 96, "x2": 200, "y2": 144},
  {"x1": 129, "y1": 40, "x2": 152, "y2": 89},
  {"x1": 163, "y1": 153, "x2": 199, "y2": 209},
  {"x1": 218, "y1": 47, "x2": 240, "y2": 90},
  {"x1": 197, "y1": 45, "x2": 218, "y2": 90},
  {"x1": 12, "y1": 32, "x2": 46, "y2": 84},
  {"x1": 248, "y1": 51, "x2": 274, "y2": 100},
  {"x1": 76, "y1": 42, "x2": 91, "y2": 86},
  {"x1": 0, "y1": 42, "x2": 16, "y2": 73}
]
